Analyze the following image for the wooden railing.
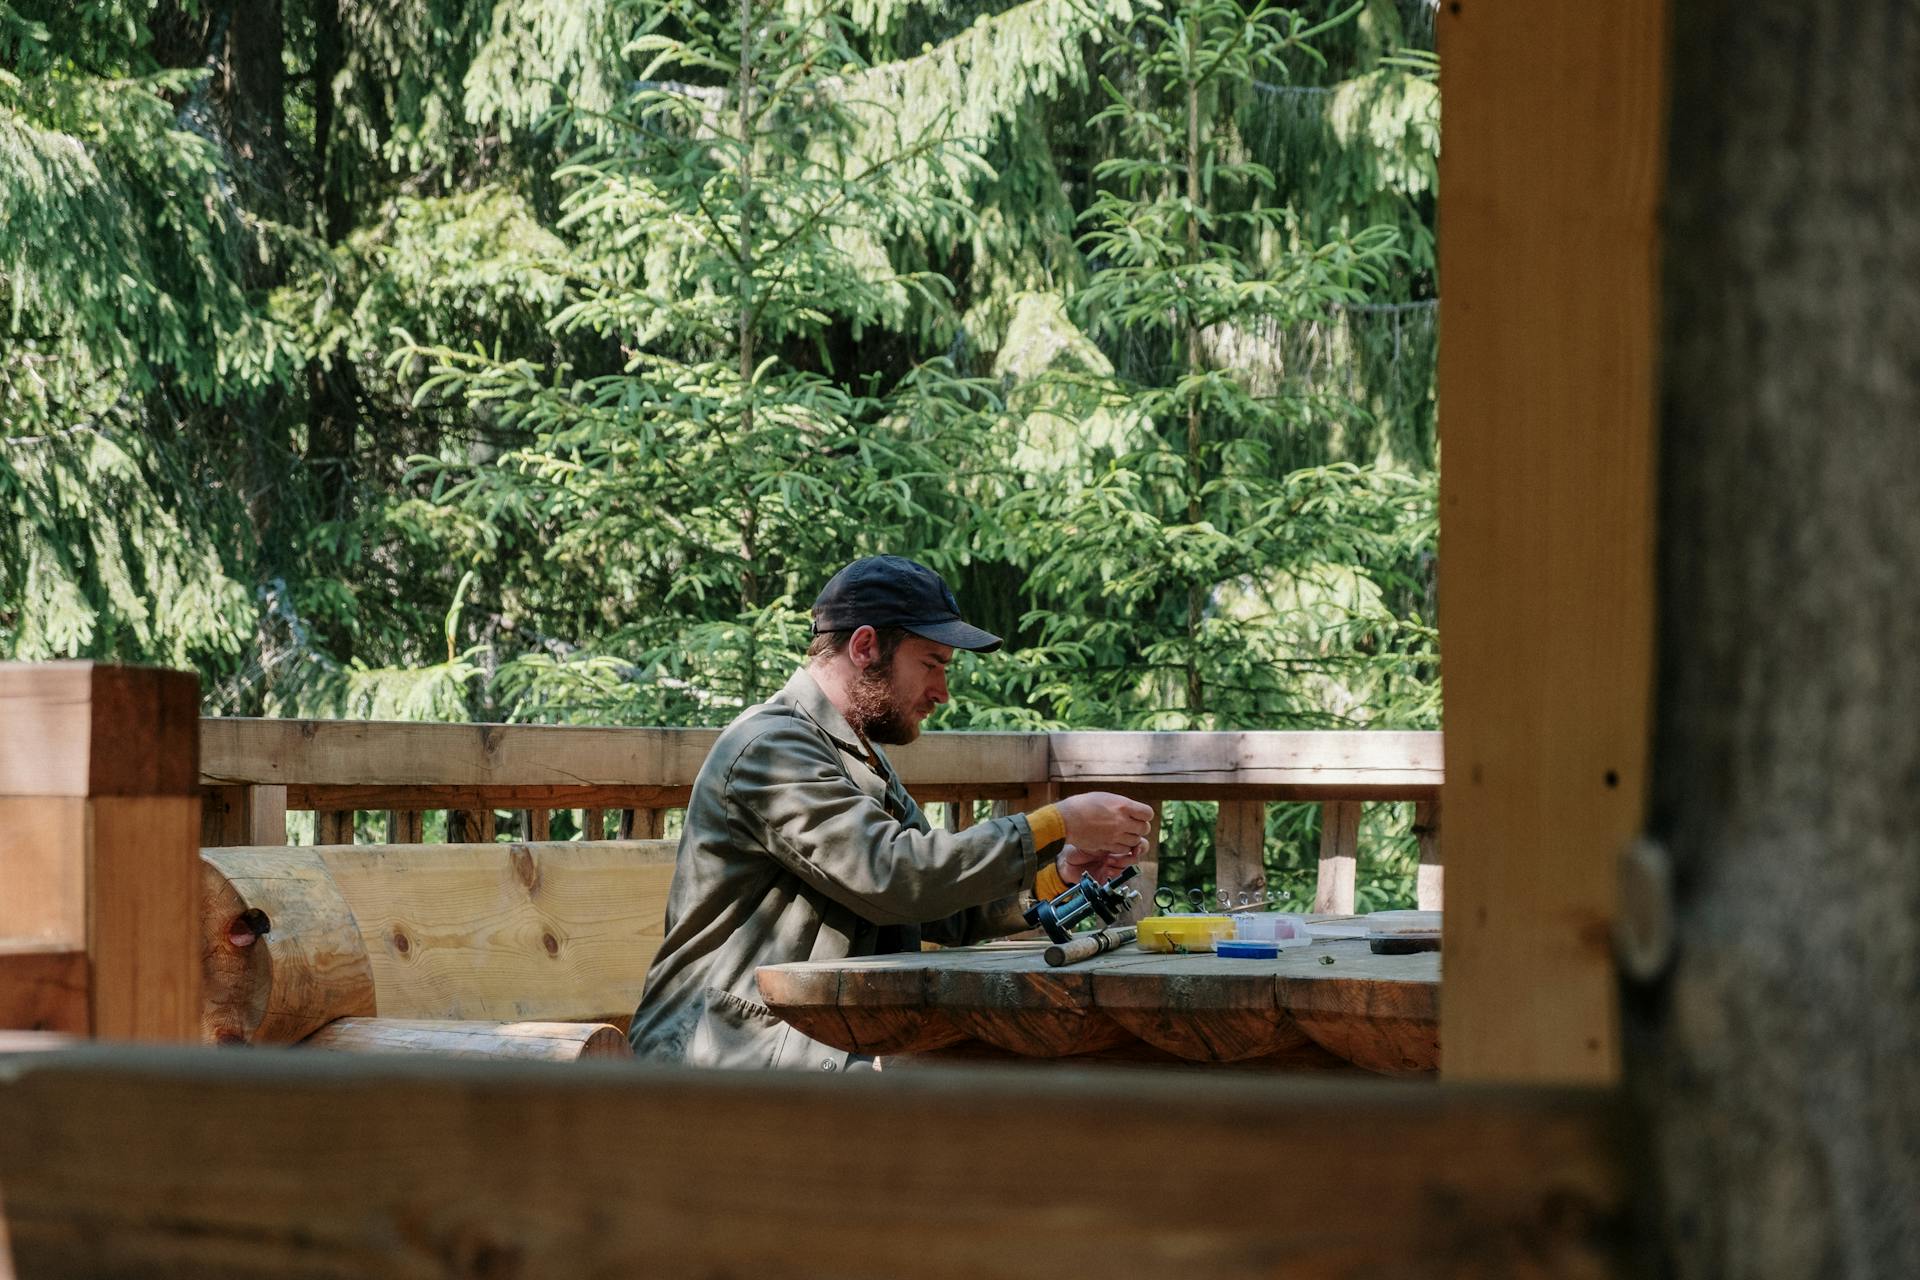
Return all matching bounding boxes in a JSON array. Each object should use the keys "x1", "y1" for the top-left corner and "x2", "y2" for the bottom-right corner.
[{"x1": 199, "y1": 721, "x2": 1445, "y2": 912}]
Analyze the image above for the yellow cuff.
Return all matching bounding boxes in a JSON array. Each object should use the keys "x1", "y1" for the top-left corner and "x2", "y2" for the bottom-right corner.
[
  {"x1": 1026, "y1": 803, "x2": 1067, "y2": 851},
  {"x1": 1034, "y1": 861, "x2": 1069, "y2": 902}
]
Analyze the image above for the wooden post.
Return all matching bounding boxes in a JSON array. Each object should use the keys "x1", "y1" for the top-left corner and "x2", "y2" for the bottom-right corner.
[
  {"x1": 1436, "y1": 0, "x2": 1663, "y2": 1084},
  {"x1": 0, "y1": 663, "x2": 202, "y2": 1040},
  {"x1": 1212, "y1": 801, "x2": 1266, "y2": 906},
  {"x1": 944, "y1": 800, "x2": 975, "y2": 832},
  {"x1": 520, "y1": 810, "x2": 551, "y2": 841},
  {"x1": 1413, "y1": 799, "x2": 1442, "y2": 911},
  {"x1": 1313, "y1": 801, "x2": 1361, "y2": 915},
  {"x1": 582, "y1": 808, "x2": 606, "y2": 840},
  {"x1": 384, "y1": 810, "x2": 423, "y2": 844}
]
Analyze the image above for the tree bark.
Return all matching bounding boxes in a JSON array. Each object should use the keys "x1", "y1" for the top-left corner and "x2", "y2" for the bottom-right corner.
[{"x1": 1635, "y1": 2, "x2": 1920, "y2": 1275}]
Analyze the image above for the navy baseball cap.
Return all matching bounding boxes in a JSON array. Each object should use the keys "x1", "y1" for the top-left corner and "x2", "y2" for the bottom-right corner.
[{"x1": 811, "y1": 555, "x2": 1003, "y2": 653}]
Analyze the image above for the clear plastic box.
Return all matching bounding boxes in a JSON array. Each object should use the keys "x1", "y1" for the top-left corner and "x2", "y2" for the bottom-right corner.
[{"x1": 1232, "y1": 912, "x2": 1312, "y2": 949}]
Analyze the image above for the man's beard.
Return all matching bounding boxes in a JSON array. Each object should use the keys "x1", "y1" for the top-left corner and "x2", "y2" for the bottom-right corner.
[{"x1": 845, "y1": 661, "x2": 921, "y2": 745}]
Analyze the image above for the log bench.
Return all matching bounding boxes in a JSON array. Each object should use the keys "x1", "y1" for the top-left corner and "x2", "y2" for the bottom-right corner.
[{"x1": 200, "y1": 839, "x2": 678, "y2": 1061}]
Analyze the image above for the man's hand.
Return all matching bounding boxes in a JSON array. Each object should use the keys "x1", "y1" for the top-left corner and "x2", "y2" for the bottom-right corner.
[
  {"x1": 1056, "y1": 842, "x2": 1139, "y2": 887},
  {"x1": 1054, "y1": 791, "x2": 1154, "y2": 859}
]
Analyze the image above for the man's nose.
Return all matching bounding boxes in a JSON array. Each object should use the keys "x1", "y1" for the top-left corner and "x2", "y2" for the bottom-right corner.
[{"x1": 932, "y1": 672, "x2": 949, "y2": 704}]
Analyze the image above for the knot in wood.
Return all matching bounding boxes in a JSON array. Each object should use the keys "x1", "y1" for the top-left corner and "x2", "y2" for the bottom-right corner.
[
  {"x1": 392, "y1": 931, "x2": 411, "y2": 956},
  {"x1": 511, "y1": 846, "x2": 541, "y2": 894},
  {"x1": 542, "y1": 932, "x2": 560, "y2": 957}
]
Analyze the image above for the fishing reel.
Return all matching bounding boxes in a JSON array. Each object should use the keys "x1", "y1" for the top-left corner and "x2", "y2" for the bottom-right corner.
[{"x1": 1023, "y1": 865, "x2": 1141, "y2": 944}]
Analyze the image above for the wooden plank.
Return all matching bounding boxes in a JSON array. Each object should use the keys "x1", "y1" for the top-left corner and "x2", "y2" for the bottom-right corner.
[
  {"x1": 1414, "y1": 799, "x2": 1443, "y2": 911},
  {"x1": 289, "y1": 783, "x2": 696, "y2": 811},
  {"x1": 582, "y1": 808, "x2": 605, "y2": 840},
  {"x1": 313, "y1": 809, "x2": 355, "y2": 845},
  {"x1": 303, "y1": 1018, "x2": 631, "y2": 1061},
  {"x1": 0, "y1": 797, "x2": 84, "y2": 946},
  {"x1": 201, "y1": 784, "x2": 284, "y2": 847},
  {"x1": 384, "y1": 810, "x2": 423, "y2": 844},
  {"x1": 90, "y1": 796, "x2": 201, "y2": 1040},
  {"x1": 0, "y1": 663, "x2": 199, "y2": 798},
  {"x1": 201, "y1": 720, "x2": 1049, "y2": 789},
  {"x1": 0, "y1": 1047, "x2": 1630, "y2": 1278},
  {"x1": 1047, "y1": 731, "x2": 1443, "y2": 794},
  {"x1": 0, "y1": 947, "x2": 88, "y2": 1034},
  {"x1": 1213, "y1": 800, "x2": 1267, "y2": 905},
  {"x1": 1313, "y1": 801, "x2": 1361, "y2": 915},
  {"x1": 315, "y1": 840, "x2": 677, "y2": 1025},
  {"x1": 1436, "y1": 0, "x2": 1661, "y2": 1084}
]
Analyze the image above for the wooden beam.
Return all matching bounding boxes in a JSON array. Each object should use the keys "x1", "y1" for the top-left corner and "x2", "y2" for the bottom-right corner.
[
  {"x1": 1313, "y1": 801, "x2": 1361, "y2": 915},
  {"x1": 201, "y1": 720, "x2": 1049, "y2": 790},
  {"x1": 1436, "y1": 0, "x2": 1663, "y2": 1083},
  {"x1": 1047, "y1": 731, "x2": 1442, "y2": 795},
  {"x1": 0, "y1": 664, "x2": 201, "y2": 1042},
  {"x1": 0, "y1": 1048, "x2": 1633, "y2": 1278}
]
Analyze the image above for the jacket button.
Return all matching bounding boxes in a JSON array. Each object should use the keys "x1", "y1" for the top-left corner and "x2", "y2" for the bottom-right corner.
[{"x1": 819, "y1": 1060, "x2": 837, "y2": 1072}]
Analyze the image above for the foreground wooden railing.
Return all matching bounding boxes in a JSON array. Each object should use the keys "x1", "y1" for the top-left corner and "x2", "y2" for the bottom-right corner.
[{"x1": 199, "y1": 720, "x2": 1445, "y2": 913}]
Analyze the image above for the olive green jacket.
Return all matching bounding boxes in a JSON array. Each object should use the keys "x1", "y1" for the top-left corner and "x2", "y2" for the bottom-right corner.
[{"x1": 628, "y1": 667, "x2": 1045, "y2": 1070}]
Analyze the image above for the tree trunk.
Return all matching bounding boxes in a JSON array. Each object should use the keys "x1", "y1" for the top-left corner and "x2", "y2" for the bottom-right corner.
[{"x1": 1634, "y1": 2, "x2": 1920, "y2": 1275}]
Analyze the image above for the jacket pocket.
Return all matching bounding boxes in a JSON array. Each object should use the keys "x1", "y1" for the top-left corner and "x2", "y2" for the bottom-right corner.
[{"x1": 687, "y1": 987, "x2": 792, "y2": 1069}]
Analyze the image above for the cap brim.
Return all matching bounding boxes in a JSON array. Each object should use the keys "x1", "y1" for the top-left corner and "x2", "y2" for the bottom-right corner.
[{"x1": 904, "y1": 618, "x2": 1003, "y2": 653}]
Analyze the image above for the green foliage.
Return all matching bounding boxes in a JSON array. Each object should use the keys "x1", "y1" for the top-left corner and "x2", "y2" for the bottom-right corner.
[{"x1": 4, "y1": 0, "x2": 1441, "y2": 906}]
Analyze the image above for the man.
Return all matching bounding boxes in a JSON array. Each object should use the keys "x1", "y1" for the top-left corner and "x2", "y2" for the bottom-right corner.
[{"x1": 629, "y1": 555, "x2": 1154, "y2": 1069}]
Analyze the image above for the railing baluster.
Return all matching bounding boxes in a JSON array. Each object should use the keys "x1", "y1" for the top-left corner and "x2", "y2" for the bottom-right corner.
[
  {"x1": 1313, "y1": 801, "x2": 1362, "y2": 914},
  {"x1": 582, "y1": 808, "x2": 605, "y2": 840},
  {"x1": 315, "y1": 810, "x2": 355, "y2": 846},
  {"x1": 1213, "y1": 800, "x2": 1267, "y2": 906},
  {"x1": 447, "y1": 810, "x2": 496, "y2": 843},
  {"x1": 619, "y1": 809, "x2": 663, "y2": 840},
  {"x1": 385, "y1": 810, "x2": 423, "y2": 844},
  {"x1": 1414, "y1": 799, "x2": 1442, "y2": 910}
]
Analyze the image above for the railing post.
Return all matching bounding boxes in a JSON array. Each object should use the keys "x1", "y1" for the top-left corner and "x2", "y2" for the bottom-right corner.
[{"x1": 0, "y1": 663, "x2": 201, "y2": 1040}]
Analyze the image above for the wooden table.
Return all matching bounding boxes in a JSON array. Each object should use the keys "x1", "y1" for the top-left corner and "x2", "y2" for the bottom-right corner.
[{"x1": 757, "y1": 929, "x2": 1439, "y2": 1076}]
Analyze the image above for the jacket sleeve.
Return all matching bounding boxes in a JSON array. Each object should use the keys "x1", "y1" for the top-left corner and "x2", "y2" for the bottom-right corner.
[{"x1": 724, "y1": 719, "x2": 1042, "y2": 926}]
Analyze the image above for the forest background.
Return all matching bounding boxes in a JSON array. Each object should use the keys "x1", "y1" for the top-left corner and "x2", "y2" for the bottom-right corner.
[{"x1": 1, "y1": 0, "x2": 1439, "y2": 906}]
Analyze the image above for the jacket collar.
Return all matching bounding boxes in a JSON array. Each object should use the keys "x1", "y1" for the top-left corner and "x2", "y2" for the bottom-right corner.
[{"x1": 780, "y1": 666, "x2": 869, "y2": 757}]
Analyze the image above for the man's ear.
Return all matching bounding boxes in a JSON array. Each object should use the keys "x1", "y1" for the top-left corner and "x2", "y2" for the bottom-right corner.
[{"x1": 847, "y1": 625, "x2": 880, "y2": 671}]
